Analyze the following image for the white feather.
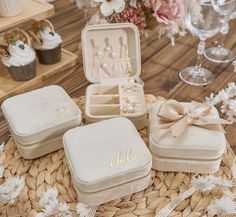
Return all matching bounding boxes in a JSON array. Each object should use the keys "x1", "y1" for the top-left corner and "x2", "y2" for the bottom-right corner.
[
  {"x1": 39, "y1": 188, "x2": 58, "y2": 207},
  {"x1": 209, "y1": 175, "x2": 233, "y2": 188},
  {"x1": 191, "y1": 176, "x2": 215, "y2": 191},
  {"x1": 76, "y1": 203, "x2": 98, "y2": 217},
  {"x1": 205, "y1": 82, "x2": 236, "y2": 123},
  {"x1": 207, "y1": 195, "x2": 236, "y2": 216},
  {"x1": 0, "y1": 176, "x2": 25, "y2": 205},
  {"x1": 36, "y1": 188, "x2": 72, "y2": 217}
]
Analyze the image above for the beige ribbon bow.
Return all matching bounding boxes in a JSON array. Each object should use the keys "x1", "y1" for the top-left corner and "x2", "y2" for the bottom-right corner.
[{"x1": 157, "y1": 100, "x2": 230, "y2": 137}]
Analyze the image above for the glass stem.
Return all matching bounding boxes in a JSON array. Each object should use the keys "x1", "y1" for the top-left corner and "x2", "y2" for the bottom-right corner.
[
  {"x1": 219, "y1": 34, "x2": 226, "y2": 49},
  {"x1": 195, "y1": 40, "x2": 205, "y2": 69},
  {"x1": 218, "y1": 21, "x2": 229, "y2": 49}
]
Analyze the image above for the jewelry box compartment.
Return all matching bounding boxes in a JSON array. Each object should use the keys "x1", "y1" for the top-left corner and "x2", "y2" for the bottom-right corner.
[
  {"x1": 89, "y1": 105, "x2": 121, "y2": 116},
  {"x1": 90, "y1": 95, "x2": 120, "y2": 104},
  {"x1": 82, "y1": 23, "x2": 147, "y2": 129},
  {"x1": 81, "y1": 23, "x2": 141, "y2": 83},
  {"x1": 86, "y1": 83, "x2": 146, "y2": 118}
]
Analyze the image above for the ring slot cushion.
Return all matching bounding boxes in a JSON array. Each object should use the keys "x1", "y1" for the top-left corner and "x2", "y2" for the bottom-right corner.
[
  {"x1": 149, "y1": 101, "x2": 226, "y2": 174},
  {"x1": 1, "y1": 85, "x2": 82, "y2": 159},
  {"x1": 63, "y1": 117, "x2": 152, "y2": 206},
  {"x1": 81, "y1": 23, "x2": 147, "y2": 129}
]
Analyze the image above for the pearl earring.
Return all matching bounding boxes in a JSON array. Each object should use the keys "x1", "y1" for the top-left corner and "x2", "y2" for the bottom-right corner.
[
  {"x1": 102, "y1": 63, "x2": 108, "y2": 70},
  {"x1": 124, "y1": 45, "x2": 133, "y2": 75},
  {"x1": 92, "y1": 39, "x2": 102, "y2": 58},
  {"x1": 105, "y1": 46, "x2": 111, "y2": 52},
  {"x1": 105, "y1": 38, "x2": 116, "y2": 59},
  {"x1": 110, "y1": 51, "x2": 116, "y2": 58},
  {"x1": 101, "y1": 62, "x2": 112, "y2": 76},
  {"x1": 95, "y1": 49, "x2": 102, "y2": 58},
  {"x1": 104, "y1": 37, "x2": 111, "y2": 52}
]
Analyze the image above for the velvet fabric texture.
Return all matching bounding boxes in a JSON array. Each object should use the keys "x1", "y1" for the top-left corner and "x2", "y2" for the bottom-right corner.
[
  {"x1": 81, "y1": 23, "x2": 141, "y2": 83},
  {"x1": 85, "y1": 83, "x2": 147, "y2": 130},
  {"x1": 63, "y1": 117, "x2": 152, "y2": 205},
  {"x1": 151, "y1": 153, "x2": 221, "y2": 174},
  {"x1": 82, "y1": 24, "x2": 147, "y2": 129},
  {"x1": 2, "y1": 85, "x2": 81, "y2": 159},
  {"x1": 149, "y1": 101, "x2": 226, "y2": 173},
  {"x1": 150, "y1": 102, "x2": 226, "y2": 160}
]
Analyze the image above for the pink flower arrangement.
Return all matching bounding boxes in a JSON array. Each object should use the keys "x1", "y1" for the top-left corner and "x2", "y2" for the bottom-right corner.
[
  {"x1": 75, "y1": 0, "x2": 186, "y2": 42},
  {"x1": 112, "y1": 5, "x2": 147, "y2": 33},
  {"x1": 144, "y1": 0, "x2": 184, "y2": 25}
]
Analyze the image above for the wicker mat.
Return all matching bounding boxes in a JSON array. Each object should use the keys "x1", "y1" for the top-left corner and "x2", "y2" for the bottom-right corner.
[{"x1": 0, "y1": 95, "x2": 236, "y2": 217}]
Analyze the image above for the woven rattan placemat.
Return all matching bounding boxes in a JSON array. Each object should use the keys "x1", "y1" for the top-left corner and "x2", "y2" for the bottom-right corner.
[{"x1": 0, "y1": 95, "x2": 235, "y2": 217}]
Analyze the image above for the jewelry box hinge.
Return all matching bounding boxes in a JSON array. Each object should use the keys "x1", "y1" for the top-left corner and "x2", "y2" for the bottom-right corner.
[{"x1": 100, "y1": 78, "x2": 130, "y2": 85}]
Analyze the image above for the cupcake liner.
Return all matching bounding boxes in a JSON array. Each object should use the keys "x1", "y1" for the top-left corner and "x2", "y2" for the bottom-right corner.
[
  {"x1": 7, "y1": 59, "x2": 37, "y2": 82},
  {"x1": 36, "y1": 45, "x2": 61, "y2": 65},
  {"x1": 0, "y1": 0, "x2": 22, "y2": 17}
]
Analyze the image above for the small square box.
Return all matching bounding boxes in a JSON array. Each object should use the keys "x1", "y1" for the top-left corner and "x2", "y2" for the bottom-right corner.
[
  {"x1": 149, "y1": 100, "x2": 226, "y2": 174},
  {"x1": 1, "y1": 85, "x2": 82, "y2": 159},
  {"x1": 63, "y1": 117, "x2": 152, "y2": 206},
  {"x1": 81, "y1": 23, "x2": 147, "y2": 130}
]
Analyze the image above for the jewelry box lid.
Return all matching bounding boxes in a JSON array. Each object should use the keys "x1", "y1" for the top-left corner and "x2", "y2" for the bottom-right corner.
[
  {"x1": 1, "y1": 85, "x2": 82, "y2": 145},
  {"x1": 149, "y1": 101, "x2": 226, "y2": 160},
  {"x1": 81, "y1": 23, "x2": 141, "y2": 84},
  {"x1": 63, "y1": 117, "x2": 152, "y2": 193}
]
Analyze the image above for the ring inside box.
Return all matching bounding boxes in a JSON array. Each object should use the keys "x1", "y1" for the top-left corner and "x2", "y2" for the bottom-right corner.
[{"x1": 87, "y1": 84, "x2": 145, "y2": 117}]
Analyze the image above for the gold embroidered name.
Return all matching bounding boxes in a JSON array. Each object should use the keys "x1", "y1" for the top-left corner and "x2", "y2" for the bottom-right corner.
[
  {"x1": 55, "y1": 106, "x2": 74, "y2": 117},
  {"x1": 109, "y1": 149, "x2": 146, "y2": 168}
]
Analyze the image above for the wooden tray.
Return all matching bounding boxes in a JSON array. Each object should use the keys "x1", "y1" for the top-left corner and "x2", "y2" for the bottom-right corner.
[
  {"x1": 0, "y1": 0, "x2": 54, "y2": 32},
  {"x1": 0, "y1": 49, "x2": 78, "y2": 102}
]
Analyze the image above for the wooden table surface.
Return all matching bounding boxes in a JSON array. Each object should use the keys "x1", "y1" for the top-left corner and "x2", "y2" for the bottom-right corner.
[{"x1": 0, "y1": 0, "x2": 236, "y2": 152}]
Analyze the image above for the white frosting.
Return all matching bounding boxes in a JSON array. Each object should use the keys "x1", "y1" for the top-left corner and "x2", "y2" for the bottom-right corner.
[
  {"x1": 35, "y1": 27, "x2": 62, "y2": 50},
  {"x1": 1, "y1": 40, "x2": 36, "y2": 67}
]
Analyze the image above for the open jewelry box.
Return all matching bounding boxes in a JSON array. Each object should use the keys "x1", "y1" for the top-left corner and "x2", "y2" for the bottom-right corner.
[{"x1": 82, "y1": 23, "x2": 147, "y2": 130}]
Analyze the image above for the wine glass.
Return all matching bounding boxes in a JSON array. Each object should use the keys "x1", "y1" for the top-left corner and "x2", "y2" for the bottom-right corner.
[
  {"x1": 179, "y1": 0, "x2": 229, "y2": 86},
  {"x1": 204, "y1": 0, "x2": 235, "y2": 63}
]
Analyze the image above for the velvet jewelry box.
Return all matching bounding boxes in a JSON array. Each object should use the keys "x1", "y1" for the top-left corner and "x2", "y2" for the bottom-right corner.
[
  {"x1": 81, "y1": 23, "x2": 147, "y2": 130},
  {"x1": 149, "y1": 99, "x2": 227, "y2": 174},
  {"x1": 1, "y1": 85, "x2": 82, "y2": 159},
  {"x1": 63, "y1": 117, "x2": 152, "y2": 206}
]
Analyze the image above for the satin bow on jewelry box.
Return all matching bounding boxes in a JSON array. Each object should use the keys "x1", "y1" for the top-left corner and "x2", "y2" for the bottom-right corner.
[{"x1": 156, "y1": 100, "x2": 231, "y2": 137}]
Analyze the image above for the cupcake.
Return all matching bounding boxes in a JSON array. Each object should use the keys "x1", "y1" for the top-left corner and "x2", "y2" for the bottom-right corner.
[
  {"x1": 0, "y1": 0, "x2": 22, "y2": 17},
  {"x1": 29, "y1": 19, "x2": 62, "y2": 65},
  {"x1": 0, "y1": 29, "x2": 36, "y2": 82}
]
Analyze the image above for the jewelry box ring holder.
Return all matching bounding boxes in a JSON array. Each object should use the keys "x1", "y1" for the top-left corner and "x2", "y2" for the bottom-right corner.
[{"x1": 81, "y1": 23, "x2": 147, "y2": 130}]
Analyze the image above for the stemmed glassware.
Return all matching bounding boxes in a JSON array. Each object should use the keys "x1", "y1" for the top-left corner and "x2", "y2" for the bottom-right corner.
[
  {"x1": 204, "y1": 0, "x2": 235, "y2": 63},
  {"x1": 179, "y1": 0, "x2": 233, "y2": 86}
]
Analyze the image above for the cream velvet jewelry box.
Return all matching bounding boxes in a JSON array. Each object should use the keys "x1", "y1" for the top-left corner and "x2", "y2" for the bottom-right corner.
[
  {"x1": 81, "y1": 23, "x2": 147, "y2": 130},
  {"x1": 63, "y1": 117, "x2": 152, "y2": 206},
  {"x1": 149, "y1": 99, "x2": 228, "y2": 174},
  {"x1": 1, "y1": 85, "x2": 82, "y2": 159}
]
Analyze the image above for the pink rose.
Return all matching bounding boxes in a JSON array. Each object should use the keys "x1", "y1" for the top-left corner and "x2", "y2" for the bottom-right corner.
[{"x1": 144, "y1": 0, "x2": 184, "y2": 25}]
